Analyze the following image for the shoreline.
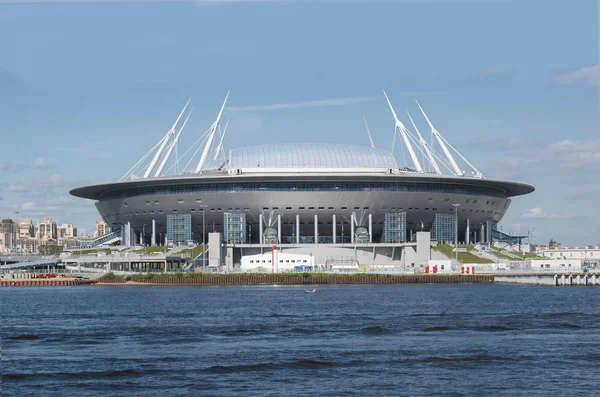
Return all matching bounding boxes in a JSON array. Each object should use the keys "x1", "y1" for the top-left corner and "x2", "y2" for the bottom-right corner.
[{"x1": 94, "y1": 273, "x2": 495, "y2": 286}]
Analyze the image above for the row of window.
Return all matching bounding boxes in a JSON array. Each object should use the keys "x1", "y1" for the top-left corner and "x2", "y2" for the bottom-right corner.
[
  {"x1": 139, "y1": 199, "x2": 497, "y2": 208},
  {"x1": 249, "y1": 259, "x2": 310, "y2": 264},
  {"x1": 102, "y1": 181, "x2": 508, "y2": 200},
  {"x1": 547, "y1": 252, "x2": 597, "y2": 257},
  {"x1": 107, "y1": 207, "x2": 504, "y2": 219}
]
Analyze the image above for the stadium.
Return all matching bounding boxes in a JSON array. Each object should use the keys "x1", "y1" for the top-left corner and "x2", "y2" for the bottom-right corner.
[{"x1": 70, "y1": 92, "x2": 534, "y2": 269}]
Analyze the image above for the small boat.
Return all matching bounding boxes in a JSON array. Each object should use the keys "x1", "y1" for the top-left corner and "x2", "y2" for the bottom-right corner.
[{"x1": 305, "y1": 288, "x2": 317, "y2": 293}]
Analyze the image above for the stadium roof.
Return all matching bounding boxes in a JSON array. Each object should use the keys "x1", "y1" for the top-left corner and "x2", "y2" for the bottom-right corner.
[{"x1": 229, "y1": 143, "x2": 398, "y2": 169}]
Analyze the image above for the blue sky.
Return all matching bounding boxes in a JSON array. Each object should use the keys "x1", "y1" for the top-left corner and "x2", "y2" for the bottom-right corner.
[{"x1": 0, "y1": 0, "x2": 598, "y2": 245}]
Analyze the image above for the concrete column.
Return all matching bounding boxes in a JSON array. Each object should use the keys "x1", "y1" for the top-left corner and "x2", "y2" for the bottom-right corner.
[
  {"x1": 296, "y1": 214, "x2": 300, "y2": 244},
  {"x1": 151, "y1": 219, "x2": 156, "y2": 246},
  {"x1": 259, "y1": 214, "x2": 264, "y2": 245},
  {"x1": 332, "y1": 214, "x2": 336, "y2": 244},
  {"x1": 351, "y1": 213, "x2": 355, "y2": 244},
  {"x1": 139, "y1": 232, "x2": 143, "y2": 246},
  {"x1": 480, "y1": 224, "x2": 485, "y2": 243},
  {"x1": 314, "y1": 214, "x2": 318, "y2": 244},
  {"x1": 126, "y1": 222, "x2": 131, "y2": 247},
  {"x1": 486, "y1": 220, "x2": 493, "y2": 244},
  {"x1": 368, "y1": 213, "x2": 372, "y2": 243},
  {"x1": 277, "y1": 214, "x2": 281, "y2": 244},
  {"x1": 465, "y1": 218, "x2": 470, "y2": 245}
]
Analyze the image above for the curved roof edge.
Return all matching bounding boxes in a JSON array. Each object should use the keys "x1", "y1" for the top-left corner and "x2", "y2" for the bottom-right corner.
[{"x1": 70, "y1": 173, "x2": 535, "y2": 201}]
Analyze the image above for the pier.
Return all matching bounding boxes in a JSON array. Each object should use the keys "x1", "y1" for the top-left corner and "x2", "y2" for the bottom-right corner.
[{"x1": 495, "y1": 273, "x2": 600, "y2": 286}]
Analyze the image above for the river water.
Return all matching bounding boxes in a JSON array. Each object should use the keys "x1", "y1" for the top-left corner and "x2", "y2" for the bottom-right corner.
[{"x1": 1, "y1": 284, "x2": 599, "y2": 396}]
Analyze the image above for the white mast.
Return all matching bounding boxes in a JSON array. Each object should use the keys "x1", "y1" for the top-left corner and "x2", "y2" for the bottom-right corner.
[
  {"x1": 384, "y1": 91, "x2": 423, "y2": 172},
  {"x1": 196, "y1": 91, "x2": 230, "y2": 173},
  {"x1": 406, "y1": 109, "x2": 441, "y2": 175},
  {"x1": 143, "y1": 99, "x2": 190, "y2": 178},
  {"x1": 213, "y1": 118, "x2": 230, "y2": 161},
  {"x1": 415, "y1": 100, "x2": 462, "y2": 176},
  {"x1": 363, "y1": 116, "x2": 375, "y2": 148},
  {"x1": 155, "y1": 110, "x2": 192, "y2": 177}
]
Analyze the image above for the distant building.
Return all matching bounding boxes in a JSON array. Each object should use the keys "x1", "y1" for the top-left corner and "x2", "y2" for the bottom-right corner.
[
  {"x1": 58, "y1": 223, "x2": 78, "y2": 248},
  {"x1": 16, "y1": 219, "x2": 37, "y2": 253},
  {"x1": 0, "y1": 217, "x2": 84, "y2": 253},
  {"x1": 36, "y1": 218, "x2": 58, "y2": 246},
  {"x1": 549, "y1": 239, "x2": 561, "y2": 249},
  {"x1": 1, "y1": 218, "x2": 16, "y2": 253},
  {"x1": 531, "y1": 259, "x2": 583, "y2": 272},
  {"x1": 19, "y1": 219, "x2": 35, "y2": 238},
  {"x1": 94, "y1": 220, "x2": 110, "y2": 239},
  {"x1": 539, "y1": 246, "x2": 600, "y2": 267}
]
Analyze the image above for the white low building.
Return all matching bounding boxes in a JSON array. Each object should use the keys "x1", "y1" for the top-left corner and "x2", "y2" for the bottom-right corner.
[
  {"x1": 426, "y1": 260, "x2": 456, "y2": 273},
  {"x1": 240, "y1": 250, "x2": 314, "y2": 273},
  {"x1": 538, "y1": 247, "x2": 600, "y2": 265},
  {"x1": 530, "y1": 259, "x2": 582, "y2": 272}
]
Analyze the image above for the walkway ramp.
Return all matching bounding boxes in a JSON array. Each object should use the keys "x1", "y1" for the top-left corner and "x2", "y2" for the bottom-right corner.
[
  {"x1": 1, "y1": 258, "x2": 62, "y2": 270},
  {"x1": 73, "y1": 230, "x2": 121, "y2": 249}
]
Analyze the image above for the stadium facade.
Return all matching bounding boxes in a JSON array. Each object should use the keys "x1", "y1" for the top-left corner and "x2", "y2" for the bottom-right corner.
[{"x1": 70, "y1": 92, "x2": 534, "y2": 267}]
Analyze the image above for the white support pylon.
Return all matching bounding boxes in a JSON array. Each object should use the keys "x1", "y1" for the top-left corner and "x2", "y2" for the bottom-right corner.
[
  {"x1": 144, "y1": 99, "x2": 190, "y2": 178},
  {"x1": 196, "y1": 91, "x2": 230, "y2": 173},
  {"x1": 155, "y1": 109, "x2": 193, "y2": 177},
  {"x1": 384, "y1": 91, "x2": 423, "y2": 172},
  {"x1": 415, "y1": 100, "x2": 462, "y2": 176},
  {"x1": 406, "y1": 109, "x2": 442, "y2": 175},
  {"x1": 213, "y1": 118, "x2": 230, "y2": 161},
  {"x1": 363, "y1": 116, "x2": 375, "y2": 148}
]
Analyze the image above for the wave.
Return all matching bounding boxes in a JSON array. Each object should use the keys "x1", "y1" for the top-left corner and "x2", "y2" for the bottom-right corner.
[
  {"x1": 202, "y1": 359, "x2": 336, "y2": 374},
  {"x1": 423, "y1": 326, "x2": 453, "y2": 332},
  {"x1": 473, "y1": 325, "x2": 513, "y2": 332},
  {"x1": 4, "y1": 369, "x2": 145, "y2": 381},
  {"x1": 360, "y1": 326, "x2": 392, "y2": 335},
  {"x1": 214, "y1": 328, "x2": 265, "y2": 336},
  {"x1": 418, "y1": 354, "x2": 517, "y2": 364},
  {"x1": 6, "y1": 334, "x2": 40, "y2": 340}
]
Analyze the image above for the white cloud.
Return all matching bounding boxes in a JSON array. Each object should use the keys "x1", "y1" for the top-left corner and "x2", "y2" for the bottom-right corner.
[
  {"x1": 228, "y1": 96, "x2": 377, "y2": 112},
  {"x1": 553, "y1": 65, "x2": 600, "y2": 87},
  {"x1": 22, "y1": 202, "x2": 35, "y2": 210},
  {"x1": 6, "y1": 184, "x2": 28, "y2": 192},
  {"x1": 547, "y1": 140, "x2": 576, "y2": 153},
  {"x1": 545, "y1": 139, "x2": 600, "y2": 168},
  {"x1": 0, "y1": 162, "x2": 12, "y2": 172},
  {"x1": 521, "y1": 207, "x2": 568, "y2": 219},
  {"x1": 35, "y1": 175, "x2": 65, "y2": 186},
  {"x1": 33, "y1": 157, "x2": 56, "y2": 169}
]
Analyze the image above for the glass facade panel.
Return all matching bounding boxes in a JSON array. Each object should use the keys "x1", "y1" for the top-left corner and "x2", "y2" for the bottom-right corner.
[
  {"x1": 224, "y1": 213, "x2": 247, "y2": 244},
  {"x1": 384, "y1": 212, "x2": 407, "y2": 243},
  {"x1": 431, "y1": 213, "x2": 456, "y2": 243},
  {"x1": 167, "y1": 214, "x2": 191, "y2": 245}
]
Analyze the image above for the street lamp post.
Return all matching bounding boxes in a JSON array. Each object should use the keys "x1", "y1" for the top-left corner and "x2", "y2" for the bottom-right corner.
[
  {"x1": 200, "y1": 206, "x2": 207, "y2": 272},
  {"x1": 453, "y1": 204, "x2": 460, "y2": 262},
  {"x1": 14, "y1": 211, "x2": 20, "y2": 253}
]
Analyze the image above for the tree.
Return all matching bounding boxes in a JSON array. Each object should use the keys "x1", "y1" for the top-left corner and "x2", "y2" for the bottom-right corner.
[{"x1": 38, "y1": 245, "x2": 63, "y2": 256}]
